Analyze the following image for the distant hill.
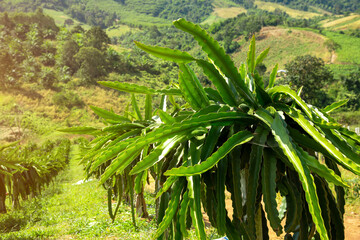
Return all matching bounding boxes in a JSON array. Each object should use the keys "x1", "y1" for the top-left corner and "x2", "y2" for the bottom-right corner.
[
  {"x1": 0, "y1": 0, "x2": 218, "y2": 26},
  {"x1": 259, "y1": 0, "x2": 360, "y2": 14}
]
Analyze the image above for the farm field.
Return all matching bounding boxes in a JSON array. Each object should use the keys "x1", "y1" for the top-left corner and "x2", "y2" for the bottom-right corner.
[
  {"x1": 232, "y1": 26, "x2": 330, "y2": 69},
  {"x1": 254, "y1": 1, "x2": 322, "y2": 18},
  {"x1": 321, "y1": 14, "x2": 360, "y2": 30},
  {"x1": 43, "y1": 8, "x2": 91, "y2": 30},
  {"x1": 1, "y1": 1, "x2": 360, "y2": 239},
  {"x1": 1, "y1": 145, "x2": 359, "y2": 239}
]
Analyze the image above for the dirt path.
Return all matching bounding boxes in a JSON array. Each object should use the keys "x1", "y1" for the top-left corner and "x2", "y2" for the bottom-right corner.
[
  {"x1": 331, "y1": 51, "x2": 337, "y2": 64},
  {"x1": 345, "y1": 213, "x2": 360, "y2": 240}
]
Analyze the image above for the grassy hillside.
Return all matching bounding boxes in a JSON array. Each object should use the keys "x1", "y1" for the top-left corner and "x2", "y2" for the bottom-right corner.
[
  {"x1": 232, "y1": 26, "x2": 330, "y2": 69},
  {"x1": 43, "y1": 8, "x2": 91, "y2": 30},
  {"x1": 254, "y1": 0, "x2": 323, "y2": 18}
]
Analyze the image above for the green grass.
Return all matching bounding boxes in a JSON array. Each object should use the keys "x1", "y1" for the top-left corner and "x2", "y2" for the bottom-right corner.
[
  {"x1": 324, "y1": 31, "x2": 360, "y2": 65},
  {"x1": 0, "y1": 146, "x2": 157, "y2": 239},
  {"x1": 212, "y1": 0, "x2": 239, "y2": 8},
  {"x1": 322, "y1": 14, "x2": 360, "y2": 30},
  {"x1": 0, "y1": 145, "x2": 221, "y2": 239},
  {"x1": 85, "y1": 0, "x2": 170, "y2": 27},
  {"x1": 254, "y1": 1, "x2": 322, "y2": 19},
  {"x1": 106, "y1": 24, "x2": 138, "y2": 38},
  {"x1": 201, "y1": 13, "x2": 225, "y2": 25},
  {"x1": 232, "y1": 27, "x2": 330, "y2": 70},
  {"x1": 329, "y1": 64, "x2": 360, "y2": 79},
  {"x1": 43, "y1": 8, "x2": 91, "y2": 30}
]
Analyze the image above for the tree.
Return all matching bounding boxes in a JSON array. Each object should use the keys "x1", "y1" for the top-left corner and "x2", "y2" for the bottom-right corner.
[
  {"x1": 65, "y1": 19, "x2": 360, "y2": 240},
  {"x1": 84, "y1": 26, "x2": 110, "y2": 51},
  {"x1": 59, "y1": 39, "x2": 80, "y2": 75},
  {"x1": 74, "y1": 47, "x2": 108, "y2": 84},
  {"x1": 341, "y1": 68, "x2": 360, "y2": 110},
  {"x1": 284, "y1": 55, "x2": 334, "y2": 106}
]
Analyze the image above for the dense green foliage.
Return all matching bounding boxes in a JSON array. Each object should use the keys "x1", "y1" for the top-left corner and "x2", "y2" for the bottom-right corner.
[
  {"x1": 68, "y1": 19, "x2": 360, "y2": 240},
  {"x1": 208, "y1": 9, "x2": 322, "y2": 53},
  {"x1": 340, "y1": 68, "x2": 360, "y2": 110},
  {"x1": 0, "y1": 10, "x2": 58, "y2": 88},
  {"x1": 0, "y1": 0, "x2": 216, "y2": 26},
  {"x1": 283, "y1": 55, "x2": 334, "y2": 107},
  {"x1": 262, "y1": 0, "x2": 360, "y2": 14},
  {"x1": 0, "y1": 10, "x2": 177, "y2": 96},
  {"x1": 0, "y1": 139, "x2": 71, "y2": 213}
]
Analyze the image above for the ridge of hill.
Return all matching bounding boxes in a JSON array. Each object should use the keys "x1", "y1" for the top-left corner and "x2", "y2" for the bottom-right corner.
[{"x1": 2, "y1": 0, "x2": 360, "y2": 28}]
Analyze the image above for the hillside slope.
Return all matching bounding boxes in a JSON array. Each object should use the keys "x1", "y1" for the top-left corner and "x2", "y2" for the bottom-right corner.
[{"x1": 232, "y1": 26, "x2": 330, "y2": 69}]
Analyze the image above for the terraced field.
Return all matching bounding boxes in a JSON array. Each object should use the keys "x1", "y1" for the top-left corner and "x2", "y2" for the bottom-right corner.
[{"x1": 321, "y1": 14, "x2": 360, "y2": 30}]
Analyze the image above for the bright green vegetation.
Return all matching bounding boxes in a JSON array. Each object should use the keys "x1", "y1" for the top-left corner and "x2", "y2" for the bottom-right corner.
[
  {"x1": 260, "y1": 0, "x2": 360, "y2": 14},
  {"x1": 0, "y1": 146, "x2": 157, "y2": 239},
  {"x1": 42, "y1": 8, "x2": 90, "y2": 30},
  {"x1": 324, "y1": 30, "x2": 360, "y2": 65},
  {"x1": 0, "y1": 146, "x2": 218, "y2": 239},
  {"x1": 66, "y1": 19, "x2": 360, "y2": 239},
  {"x1": 232, "y1": 27, "x2": 329, "y2": 69},
  {"x1": 255, "y1": 0, "x2": 322, "y2": 18},
  {"x1": 106, "y1": 24, "x2": 137, "y2": 38},
  {"x1": 322, "y1": 14, "x2": 360, "y2": 30},
  {"x1": 1, "y1": 3, "x2": 360, "y2": 239},
  {"x1": 0, "y1": 139, "x2": 71, "y2": 214}
]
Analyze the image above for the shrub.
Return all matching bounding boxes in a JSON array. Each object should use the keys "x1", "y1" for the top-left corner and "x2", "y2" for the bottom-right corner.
[{"x1": 52, "y1": 91, "x2": 84, "y2": 109}]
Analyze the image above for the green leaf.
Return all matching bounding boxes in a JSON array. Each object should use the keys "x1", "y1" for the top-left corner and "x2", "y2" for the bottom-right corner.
[
  {"x1": 153, "y1": 178, "x2": 185, "y2": 239},
  {"x1": 283, "y1": 179, "x2": 302, "y2": 233},
  {"x1": 0, "y1": 141, "x2": 20, "y2": 152},
  {"x1": 268, "y1": 85, "x2": 313, "y2": 119},
  {"x1": 98, "y1": 81, "x2": 156, "y2": 95},
  {"x1": 102, "y1": 123, "x2": 145, "y2": 132},
  {"x1": 286, "y1": 109, "x2": 360, "y2": 175},
  {"x1": 58, "y1": 126, "x2": 98, "y2": 134},
  {"x1": 320, "y1": 128, "x2": 360, "y2": 165},
  {"x1": 131, "y1": 94, "x2": 143, "y2": 121},
  {"x1": 157, "y1": 88, "x2": 182, "y2": 96},
  {"x1": 338, "y1": 127, "x2": 360, "y2": 145},
  {"x1": 267, "y1": 63, "x2": 278, "y2": 89},
  {"x1": 99, "y1": 112, "x2": 254, "y2": 183},
  {"x1": 196, "y1": 59, "x2": 238, "y2": 106},
  {"x1": 204, "y1": 87, "x2": 225, "y2": 103},
  {"x1": 255, "y1": 47, "x2": 270, "y2": 69},
  {"x1": 156, "y1": 176, "x2": 178, "y2": 199},
  {"x1": 323, "y1": 99, "x2": 348, "y2": 113},
  {"x1": 164, "y1": 131, "x2": 253, "y2": 176},
  {"x1": 179, "y1": 64, "x2": 210, "y2": 110},
  {"x1": 216, "y1": 157, "x2": 227, "y2": 235},
  {"x1": 247, "y1": 126, "x2": 269, "y2": 237},
  {"x1": 200, "y1": 126, "x2": 222, "y2": 161},
  {"x1": 295, "y1": 145, "x2": 348, "y2": 187},
  {"x1": 255, "y1": 109, "x2": 329, "y2": 240},
  {"x1": 178, "y1": 190, "x2": 190, "y2": 238},
  {"x1": 157, "y1": 110, "x2": 176, "y2": 124},
  {"x1": 90, "y1": 129, "x2": 142, "y2": 171},
  {"x1": 134, "y1": 41, "x2": 195, "y2": 63},
  {"x1": 145, "y1": 94, "x2": 152, "y2": 121},
  {"x1": 90, "y1": 106, "x2": 131, "y2": 123},
  {"x1": 187, "y1": 172, "x2": 206, "y2": 240},
  {"x1": 173, "y1": 18, "x2": 256, "y2": 107},
  {"x1": 262, "y1": 148, "x2": 282, "y2": 236},
  {"x1": 247, "y1": 35, "x2": 256, "y2": 74},
  {"x1": 130, "y1": 134, "x2": 189, "y2": 175}
]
